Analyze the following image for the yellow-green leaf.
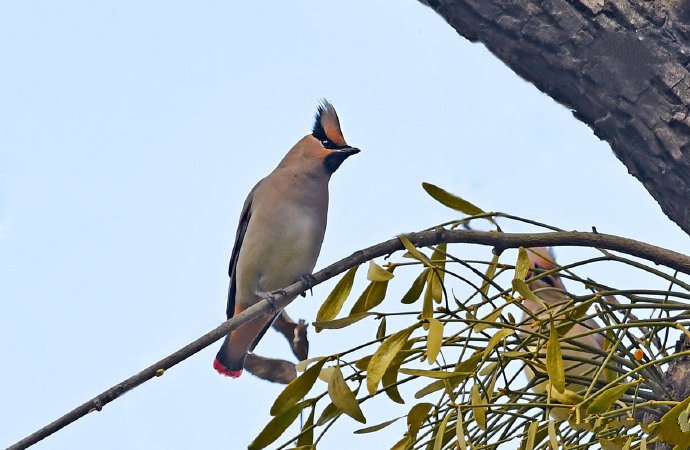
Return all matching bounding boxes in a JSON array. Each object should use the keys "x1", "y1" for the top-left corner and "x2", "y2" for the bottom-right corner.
[
  {"x1": 382, "y1": 344, "x2": 418, "y2": 404},
  {"x1": 512, "y1": 278, "x2": 541, "y2": 303},
  {"x1": 548, "y1": 382, "x2": 584, "y2": 405},
  {"x1": 399, "y1": 368, "x2": 471, "y2": 379},
  {"x1": 315, "y1": 266, "x2": 358, "y2": 330},
  {"x1": 376, "y1": 317, "x2": 387, "y2": 340},
  {"x1": 399, "y1": 236, "x2": 433, "y2": 266},
  {"x1": 587, "y1": 381, "x2": 639, "y2": 415},
  {"x1": 367, "y1": 324, "x2": 418, "y2": 395},
  {"x1": 270, "y1": 358, "x2": 327, "y2": 416},
  {"x1": 401, "y1": 269, "x2": 429, "y2": 304},
  {"x1": 315, "y1": 402, "x2": 339, "y2": 426},
  {"x1": 248, "y1": 401, "x2": 308, "y2": 450},
  {"x1": 524, "y1": 421, "x2": 538, "y2": 450},
  {"x1": 296, "y1": 406, "x2": 315, "y2": 447},
  {"x1": 328, "y1": 365, "x2": 366, "y2": 423},
  {"x1": 456, "y1": 407, "x2": 468, "y2": 450},
  {"x1": 350, "y1": 277, "x2": 392, "y2": 315},
  {"x1": 355, "y1": 355, "x2": 372, "y2": 371},
  {"x1": 546, "y1": 318, "x2": 565, "y2": 394},
  {"x1": 313, "y1": 312, "x2": 372, "y2": 330},
  {"x1": 473, "y1": 307, "x2": 504, "y2": 332},
  {"x1": 426, "y1": 318, "x2": 443, "y2": 364},
  {"x1": 367, "y1": 260, "x2": 395, "y2": 281},
  {"x1": 296, "y1": 356, "x2": 325, "y2": 373},
  {"x1": 354, "y1": 416, "x2": 402, "y2": 434},
  {"x1": 422, "y1": 182, "x2": 485, "y2": 216},
  {"x1": 390, "y1": 435, "x2": 412, "y2": 450},
  {"x1": 407, "y1": 402, "x2": 433, "y2": 440},
  {"x1": 471, "y1": 384, "x2": 487, "y2": 430},
  {"x1": 434, "y1": 410, "x2": 453, "y2": 450},
  {"x1": 421, "y1": 274, "x2": 434, "y2": 321},
  {"x1": 515, "y1": 247, "x2": 530, "y2": 281},
  {"x1": 456, "y1": 351, "x2": 485, "y2": 373},
  {"x1": 485, "y1": 328, "x2": 514, "y2": 355},
  {"x1": 547, "y1": 420, "x2": 557, "y2": 450},
  {"x1": 429, "y1": 244, "x2": 446, "y2": 303},
  {"x1": 480, "y1": 254, "x2": 499, "y2": 299}
]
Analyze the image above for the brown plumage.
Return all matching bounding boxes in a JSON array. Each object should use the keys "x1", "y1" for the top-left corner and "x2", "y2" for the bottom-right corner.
[{"x1": 214, "y1": 100, "x2": 359, "y2": 380}]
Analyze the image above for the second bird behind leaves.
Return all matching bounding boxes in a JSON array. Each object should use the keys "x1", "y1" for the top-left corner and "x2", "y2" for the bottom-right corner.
[{"x1": 214, "y1": 100, "x2": 360, "y2": 382}]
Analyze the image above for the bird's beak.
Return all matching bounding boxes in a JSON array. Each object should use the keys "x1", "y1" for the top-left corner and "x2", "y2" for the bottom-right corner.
[
  {"x1": 323, "y1": 146, "x2": 360, "y2": 173},
  {"x1": 340, "y1": 147, "x2": 360, "y2": 156}
]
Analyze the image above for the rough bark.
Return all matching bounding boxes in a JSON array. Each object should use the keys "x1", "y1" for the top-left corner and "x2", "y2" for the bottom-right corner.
[{"x1": 418, "y1": 0, "x2": 690, "y2": 235}]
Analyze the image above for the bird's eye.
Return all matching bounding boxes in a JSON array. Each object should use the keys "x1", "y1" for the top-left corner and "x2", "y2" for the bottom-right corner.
[
  {"x1": 321, "y1": 139, "x2": 336, "y2": 149},
  {"x1": 541, "y1": 275, "x2": 555, "y2": 287}
]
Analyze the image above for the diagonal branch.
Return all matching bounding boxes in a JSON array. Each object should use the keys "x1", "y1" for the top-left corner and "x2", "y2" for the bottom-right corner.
[{"x1": 8, "y1": 228, "x2": 690, "y2": 449}]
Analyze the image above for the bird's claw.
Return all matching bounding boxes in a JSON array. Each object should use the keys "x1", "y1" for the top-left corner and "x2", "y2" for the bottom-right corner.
[
  {"x1": 260, "y1": 291, "x2": 286, "y2": 314},
  {"x1": 300, "y1": 274, "x2": 316, "y2": 297}
]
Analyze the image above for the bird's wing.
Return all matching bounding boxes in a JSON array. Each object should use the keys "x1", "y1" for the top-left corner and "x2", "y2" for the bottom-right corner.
[{"x1": 226, "y1": 180, "x2": 262, "y2": 319}]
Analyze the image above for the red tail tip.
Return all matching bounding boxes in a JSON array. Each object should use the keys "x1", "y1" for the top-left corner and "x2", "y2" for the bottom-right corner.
[{"x1": 213, "y1": 358, "x2": 243, "y2": 378}]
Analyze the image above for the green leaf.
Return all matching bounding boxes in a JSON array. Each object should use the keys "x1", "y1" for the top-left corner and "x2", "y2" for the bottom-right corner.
[
  {"x1": 401, "y1": 269, "x2": 429, "y2": 304},
  {"x1": 399, "y1": 236, "x2": 433, "y2": 266},
  {"x1": 248, "y1": 401, "x2": 308, "y2": 450},
  {"x1": 367, "y1": 324, "x2": 418, "y2": 395},
  {"x1": 422, "y1": 182, "x2": 485, "y2": 216},
  {"x1": 426, "y1": 318, "x2": 443, "y2": 364},
  {"x1": 471, "y1": 384, "x2": 487, "y2": 430},
  {"x1": 353, "y1": 417, "x2": 402, "y2": 434},
  {"x1": 515, "y1": 247, "x2": 530, "y2": 281},
  {"x1": 480, "y1": 254, "x2": 499, "y2": 299},
  {"x1": 327, "y1": 365, "x2": 366, "y2": 423},
  {"x1": 270, "y1": 358, "x2": 326, "y2": 416},
  {"x1": 407, "y1": 402, "x2": 433, "y2": 440},
  {"x1": 313, "y1": 312, "x2": 372, "y2": 330},
  {"x1": 546, "y1": 317, "x2": 565, "y2": 394},
  {"x1": 587, "y1": 381, "x2": 639, "y2": 415},
  {"x1": 399, "y1": 368, "x2": 471, "y2": 379},
  {"x1": 315, "y1": 266, "x2": 358, "y2": 331},
  {"x1": 484, "y1": 328, "x2": 514, "y2": 355},
  {"x1": 355, "y1": 354, "x2": 372, "y2": 372},
  {"x1": 295, "y1": 356, "x2": 326, "y2": 373},
  {"x1": 350, "y1": 275, "x2": 392, "y2": 315},
  {"x1": 367, "y1": 260, "x2": 395, "y2": 281},
  {"x1": 296, "y1": 406, "x2": 315, "y2": 447}
]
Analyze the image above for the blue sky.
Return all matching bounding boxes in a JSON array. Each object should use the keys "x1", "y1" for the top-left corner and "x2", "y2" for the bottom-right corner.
[{"x1": 2, "y1": 1, "x2": 689, "y2": 449}]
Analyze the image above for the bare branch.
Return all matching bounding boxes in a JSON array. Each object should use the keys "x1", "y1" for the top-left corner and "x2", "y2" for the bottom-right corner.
[{"x1": 8, "y1": 228, "x2": 690, "y2": 449}]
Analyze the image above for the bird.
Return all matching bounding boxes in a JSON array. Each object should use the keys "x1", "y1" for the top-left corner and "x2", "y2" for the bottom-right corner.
[
  {"x1": 519, "y1": 247, "x2": 606, "y2": 420},
  {"x1": 213, "y1": 100, "x2": 360, "y2": 379}
]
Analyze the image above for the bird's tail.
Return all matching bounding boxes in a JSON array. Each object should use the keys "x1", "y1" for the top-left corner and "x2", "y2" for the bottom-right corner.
[
  {"x1": 244, "y1": 353, "x2": 297, "y2": 384},
  {"x1": 213, "y1": 338, "x2": 245, "y2": 378}
]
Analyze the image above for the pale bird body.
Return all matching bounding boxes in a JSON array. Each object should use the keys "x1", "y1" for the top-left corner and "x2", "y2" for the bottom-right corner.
[
  {"x1": 520, "y1": 247, "x2": 605, "y2": 420},
  {"x1": 214, "y1": 101, "x2": 359, "y2": 380}
]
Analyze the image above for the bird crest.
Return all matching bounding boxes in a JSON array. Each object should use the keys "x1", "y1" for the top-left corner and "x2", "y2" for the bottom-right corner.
[{"x1": 312, "y1": 100, "x2": 348, "y2": 148}]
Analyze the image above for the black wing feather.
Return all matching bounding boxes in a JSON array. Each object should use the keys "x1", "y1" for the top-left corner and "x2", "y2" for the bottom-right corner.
[{"x1": 226, "y1": 181, "x2": 261, "y2": 319}]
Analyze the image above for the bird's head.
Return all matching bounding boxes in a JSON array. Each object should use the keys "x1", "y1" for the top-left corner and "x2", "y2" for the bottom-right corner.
[
  {"x1": 282, "y1": 100, "x2": 359, "y2": 175},
  {"x1": 311, "y1": 100, "x2": 360, "y2": 174},
  {"x1": 525, "y1": 247, "x2": 566, "y2": 292}
]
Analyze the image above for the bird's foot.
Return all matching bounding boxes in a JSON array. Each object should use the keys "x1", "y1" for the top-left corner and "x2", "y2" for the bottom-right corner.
[
  {"x1": 259, "y1": 291, "x2": 286, "y2": 314},
  {"x1": 300, "y1": 274, "x2": 316, "y2": 297}
]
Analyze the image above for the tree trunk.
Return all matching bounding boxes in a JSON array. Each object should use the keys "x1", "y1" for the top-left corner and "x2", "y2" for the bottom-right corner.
[{"x1": 418, "y1": 0, "x2": 690, "y2": 236}]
